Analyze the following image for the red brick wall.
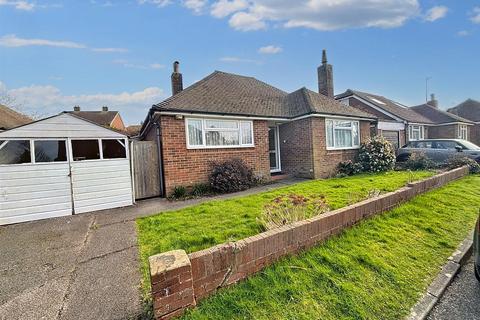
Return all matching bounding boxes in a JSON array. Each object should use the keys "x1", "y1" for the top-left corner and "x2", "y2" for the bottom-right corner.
[
  {"x1": 311, "y1": 118, "x2": 371, "y2": 178},
  {"x1": 149, "y1": 167, "x2": 469, "y2": 319},
  {"x1": 278, "y1": 118, "x2": 314, "y2": 178},
  {"x1": 159, "y1": 116, "x2": 270, "y2": 196},
  {"x1": 110, "y1": 114, "x2": 126, "y2": 131}
]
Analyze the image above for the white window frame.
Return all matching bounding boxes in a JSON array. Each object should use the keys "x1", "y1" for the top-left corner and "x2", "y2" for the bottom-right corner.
[
  {"x1": 185, "y1": 118, "x2": 255, "y2": 149},
  {"x1": 408, "y1": 125, "x2": 425, "y2": 141},
  {"x1": 325, "y1": 119, "x2": 360, "y2": 150},
  {"x1": 458, "y1": 125, "x2": 468, "y2": 140}
]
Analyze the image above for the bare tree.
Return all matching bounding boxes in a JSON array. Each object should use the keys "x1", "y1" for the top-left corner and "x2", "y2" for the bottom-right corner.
[{"x1": 0, "y1": 88, "x2": 45, "y2": 120}]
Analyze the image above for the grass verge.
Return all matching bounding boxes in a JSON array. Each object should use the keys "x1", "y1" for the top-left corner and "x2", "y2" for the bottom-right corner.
[
  {"x1": 137, "y1": 171, "x2": 433, "y2": 296},
  {"x1": 180, "y1": 175, "x2": 480, "y2": 320}
]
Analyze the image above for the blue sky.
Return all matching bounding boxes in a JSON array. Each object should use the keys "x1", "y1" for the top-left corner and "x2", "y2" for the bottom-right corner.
[{"x1": 1, "y1": 0, "x2": 479, "y2": 125}]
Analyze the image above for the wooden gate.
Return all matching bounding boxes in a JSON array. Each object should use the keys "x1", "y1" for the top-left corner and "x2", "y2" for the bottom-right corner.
[{"x1": 131, "y1": 140, "x2": 161, "y2": 199}]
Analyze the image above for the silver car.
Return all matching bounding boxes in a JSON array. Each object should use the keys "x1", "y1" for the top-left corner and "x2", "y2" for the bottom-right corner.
[{"x1": 397, "y1": 139, "x2": 480, "y2": 163}]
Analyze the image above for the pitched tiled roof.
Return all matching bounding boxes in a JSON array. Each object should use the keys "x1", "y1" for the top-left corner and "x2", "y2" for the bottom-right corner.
[
  {"x1": 336, "y1": 89, "x2": 433, "y2": 124},
  {"x1": 411, "y1": 103, "x2": 473, "y2": 124},
  {"x1": 0, "y1": 104, "x2": 32, "y2": 130},
  {"x1": 153, "y1": 71, "x2": 374, "y2": 119},
  {"x1": 67, "y1": 111, "x2": 119, "y2": 127},
  {"x1": 447, "y1": 99, "x2": 480, "y2": 122}
]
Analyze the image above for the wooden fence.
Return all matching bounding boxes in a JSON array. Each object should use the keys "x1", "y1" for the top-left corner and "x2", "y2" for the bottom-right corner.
[{"x1": 132, "y1": 140, "x2": 161, "y2": 199}]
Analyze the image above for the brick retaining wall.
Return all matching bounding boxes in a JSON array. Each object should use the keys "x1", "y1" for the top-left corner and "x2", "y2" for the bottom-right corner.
[{"x1": 149, "y1": 167, "x2": 469, "y2": 319}]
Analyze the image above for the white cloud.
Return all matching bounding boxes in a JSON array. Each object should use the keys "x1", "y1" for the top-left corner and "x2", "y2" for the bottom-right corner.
[
  {"x1": 0, "y1": 34, "x2": 86, "y2": 48},
  {"x1": 258, "y1": 45, "x2": 282, "y2": 54},
  {"x1": 471, "y1": 7, "x2": 480, "y2": 24},
  {"x1": 229, "y1": 11, "x2": 266, "y2": 31},
  {"x1": 457, "y1": 30, "x2": 469, "y2": 37},
  {"x1": 137, "y1": 0, "x2": 171, "y2": 7},
  {"x1": 1, "y1": 81, "x2": 165, "y2": 124},
  {"x1": 183, "y1": 0, "x2": 207, "y2": 13},
  {"x1": 149, "y1": 63, "x2": 165, "y2": 69},
  {"x1": 113, "y1": 59, "x2": 164, "y2": 70},
  {"x1": 211, "y1": 0, "x2": 248, "y2": 18},
  {"x1": 0, "y1": 0, "x2": 35, "y2": 11},
  {"x1": 91, "y1": 47, "x2": 128, "y2": 53},
  {"x1": 208, "y1": 0, "x2": 422, "y2": 31},
  {"x1": 424, "y1": 5, "x2": 448, "y2": 22}
]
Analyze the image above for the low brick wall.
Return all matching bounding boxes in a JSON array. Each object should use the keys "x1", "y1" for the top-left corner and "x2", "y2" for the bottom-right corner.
[{"x1": 149, "y1": 167, "x2": 469, "y2": 319}]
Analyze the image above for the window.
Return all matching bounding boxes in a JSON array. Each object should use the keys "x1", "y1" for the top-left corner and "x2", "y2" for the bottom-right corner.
[
  {"x1": 408, "y1": 125, "x2": 425, "y2": 141},
  {"x1": 34, "y1": 140, "x2": 67, "y2": 163},
  {"x1": 186, "y1": 118, "x2": 254, "y2": 148},
  {"x1": 458, "y1": 125, "x2": 468, "y2": 140},
  {"x1": 326, "y1": 119, "x2": 360, "y2": 149},
  {"x1": 72, "y1": 140, "x2": 100, "y2": 161},
  {"x1": 102, "y1": 139, "x2": 127, "y2": 159},
  {"x1": 340, "y1": 99, "x2": 350, "y2": 106},
  {"x1": 0, "y1": 140, "x2": 31, "y2": 165},
  {"x1": 434, "y1": 141, "x2": 459, "y2": 150}
]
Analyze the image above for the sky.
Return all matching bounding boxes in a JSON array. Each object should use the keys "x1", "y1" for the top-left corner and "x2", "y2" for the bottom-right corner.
[{"x1": 1, "y1": 0, "x2": 479, "y2": 125}]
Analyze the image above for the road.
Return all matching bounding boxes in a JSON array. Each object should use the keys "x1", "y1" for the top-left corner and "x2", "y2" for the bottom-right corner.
[{"x1": 428, "y1": 257, "x2": 480, "y2": 320}]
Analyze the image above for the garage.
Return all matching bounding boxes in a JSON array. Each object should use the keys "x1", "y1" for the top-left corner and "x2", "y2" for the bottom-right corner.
[
  {"x1": 0, "y1": 113, "x2": 134, "y2": 225},
  {"x1": 382, "y1": 130, "x2": 400, "y2": 149}
]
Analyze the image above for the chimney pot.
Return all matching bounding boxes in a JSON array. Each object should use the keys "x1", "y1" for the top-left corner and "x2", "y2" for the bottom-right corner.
[
  {"x1": 429, "y1": 93, "x2": 439, "y2": 108},
  {"x1": 171, "y1": 61, "x2": 183, "y2": 96},
  {"x1": 102, "y1": 106, "x2": 108, "y2": 112},
  {"x1": 74, "y1": 105, "x2": 80, "y2": 111},
  {"x1": 318, "y1": 50, "x2": 334, "y2": 98}
]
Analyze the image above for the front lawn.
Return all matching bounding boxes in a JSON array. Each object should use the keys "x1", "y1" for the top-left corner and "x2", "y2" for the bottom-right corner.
[
  {"x1": 180, "y1": 175, "x2": 480, "y2": 320},
  {"x1": 137, "y1": 171, "x2": 432, "y2": 294}
]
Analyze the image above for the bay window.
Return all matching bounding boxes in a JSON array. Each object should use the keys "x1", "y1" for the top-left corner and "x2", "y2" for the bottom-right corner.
[
  {"x1": 458, "y1": 125, "x2": 468, "y2": 140},
  {"x1": 408, "y1": 125, "x2": 425, "y2": 141},
  {"x1": 186, "y1": 118, "x2": 254, "y2": 148},
  {"x1": 326, "y1": 119, "x2": 360, "y2": 150}
]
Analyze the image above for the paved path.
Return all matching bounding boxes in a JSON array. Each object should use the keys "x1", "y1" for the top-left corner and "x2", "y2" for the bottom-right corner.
[
  {"x1": 0, "y1": 179, "x2": 303, "y2": 320},
  {"x1": 428, "y1": 257, "x2": 480, "y2": 320}
]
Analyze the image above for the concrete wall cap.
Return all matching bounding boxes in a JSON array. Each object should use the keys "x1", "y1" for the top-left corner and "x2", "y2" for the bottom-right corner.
[{"x1": 149, "y1": 250, "x2": 190, "y2": 276}]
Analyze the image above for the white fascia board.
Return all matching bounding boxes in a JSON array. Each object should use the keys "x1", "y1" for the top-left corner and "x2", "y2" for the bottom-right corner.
[{"x1": 291, "y1": 113, "x2": 376, "y2": 122}]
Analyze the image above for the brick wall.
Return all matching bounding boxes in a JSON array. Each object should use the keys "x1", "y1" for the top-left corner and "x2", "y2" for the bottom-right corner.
[
  {"x1": 471, "y1": 124, "x2": 480, "y2": 145},
  {"x1": 148, "y1": 166, "x2": 470, "y2": 319},
  {"x1": 110, "y1": 113, "x2": 126, "y2": 131},
  {"x1": 159, "y1": 116, "x2": 271, "y2": 196},
  {"x1": 310, "y1": 118, "x2": 371, "y2": 178},
  {"x1": 278, "y1": 118, "x2": 314, "y2": 178},
  {"x1": 428, "y1": 124, "x2": 459, "y2": 139}
]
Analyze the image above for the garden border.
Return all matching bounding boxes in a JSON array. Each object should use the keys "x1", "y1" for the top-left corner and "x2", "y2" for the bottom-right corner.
[{"x1": 148, "y1": 167, "x2": 469, "y2": 320}]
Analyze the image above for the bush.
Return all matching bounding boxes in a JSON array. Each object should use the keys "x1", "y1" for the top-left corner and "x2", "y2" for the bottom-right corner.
[
  {"x1": 191, "y1": 183, "x2": 212, "y2": 197},
  {"x1": 403, "y1": 152, "x2": 436, "y2": 171},
  {"x1": 209, "y1": 158, "x2": 255, "y2": 193},
  {"x1": 357, "y1": 136, "x2": 396, "y2": 173},
  {"x1": 172, "y1": 185, "x2": 187, "y2": 199},
  {"x1": 258, "y1": 194, "x2": 330, "y2": 231},
  {"x1": 445, "y1": 155, "x2": 480, "y2": 174},
  {"x1": 337, "y1": 160, "x2": 363, "y2": 176}
]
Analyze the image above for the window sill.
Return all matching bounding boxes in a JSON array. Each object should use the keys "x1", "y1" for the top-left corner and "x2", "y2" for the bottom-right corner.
[
  {"x1": 326, "y1": 146, "x2": 360, "y2": 151},
  {"x1": 186, "y1": 145, "x2": 255, "y2": 150}
]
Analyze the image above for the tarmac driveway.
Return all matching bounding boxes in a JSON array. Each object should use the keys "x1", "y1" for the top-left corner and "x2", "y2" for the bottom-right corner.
[{"x1": 0, "y1": 179, "x2": 301, "y2": 320}]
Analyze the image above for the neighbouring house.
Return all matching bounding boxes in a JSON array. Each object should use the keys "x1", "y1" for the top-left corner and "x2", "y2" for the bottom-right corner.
[
  {"x1": 335, "y1": 90, "x2": 434, "y2": 149},
  {"x1": 411, "y1": 95, "x2": 474, "y2": 141},
  {"x1": 139, "y1": 54, "x2": 376, "y2": 197},
  {"x1": 68, "y1": 106, "x2": 127, "y2": 131},
  {"x1": 0, "y1": 112, "x2": 133, "y2": 225},
  {"x1": 447, "y1": 99, "x2": 480, "y2": 145},
  {"x1": 125, "y1": 125, "x2": 142, "y2": 137},
  {"x1": 0, "y1": 104, "x2": 32, "y2": 132}
]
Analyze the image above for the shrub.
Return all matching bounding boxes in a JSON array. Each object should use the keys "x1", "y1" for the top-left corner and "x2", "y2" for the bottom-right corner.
[
  {"x1": 403, "y1": 152, "x2": 436, "y2": 171},
  {"x1": 445, "y1": 155, "x2": 480, "y2": 174},
  {"x1": 357, "y1": 136, "x2": 396, "y2": 173},
  {"x1": 258, "y1": 194, "x2": 330, "y2": 231},
  {"x1": 171, "y1": 185, "x2": 187, "y2": 199},
  {"x1": 337, "y1": 160, "x2": 363, "y2": 176},
  {"x1": 191, "y1": 183, "x2": 212, "y2": 197},
  {"x1": 209, "y1": 158, "x2": 255, "y2": 193}
]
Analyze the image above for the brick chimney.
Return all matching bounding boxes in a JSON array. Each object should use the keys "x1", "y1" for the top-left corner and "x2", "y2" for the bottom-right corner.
[
  {"x1": 171, "y1": 61, "x2": 183, "y2": 96},
  {"x1": 318, "y1": 49, "x2": 334, "y2": 98},
  {"x1": 428, "y1": 94, "x2": 438, "y2": 108},
  {"x1": 102, "y1": 106, "x2": 108, "y2": 112},
  {"x1": 74, "y1": 105, "x2": 80, "y2": 111}
]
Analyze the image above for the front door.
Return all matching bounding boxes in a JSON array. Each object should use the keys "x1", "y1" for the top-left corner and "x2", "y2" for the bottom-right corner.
[{"x1": 268, "y1": 126, "x2": 281, "y2": 173}]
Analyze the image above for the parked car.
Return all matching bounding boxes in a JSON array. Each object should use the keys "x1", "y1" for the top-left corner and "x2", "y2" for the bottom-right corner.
[
  {"x1": 397, "y1": 139, "x2": 480, "y2": 163},
  {"x1": 475, "y1": 213, "x2": 480, "y2": 282}
]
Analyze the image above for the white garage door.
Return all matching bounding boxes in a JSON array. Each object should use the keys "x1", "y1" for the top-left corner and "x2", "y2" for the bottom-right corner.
[{"x1": 0, "y1": 139, "x2": 73, "y2": 225}]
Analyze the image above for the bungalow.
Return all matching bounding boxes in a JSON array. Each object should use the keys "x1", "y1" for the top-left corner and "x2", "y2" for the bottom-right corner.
[
  {"x1": 0, "y1": 104, "x2": 32, "y2": 132},
  {"x1": 447, "y1": 99, "x2": 480, "y2": 146},
  {"x1": 335, "y1": 90, "x2": 433, "y2": 148},
  {"x1": 69, "y1": 106, "x2": 126, "y2": 131},
  {"x1": 411, "y1": 96, "x2": 474, "y2": 141},
  {"x1": 139, "y1": 52, "x2": 376, "y2": 196}
]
